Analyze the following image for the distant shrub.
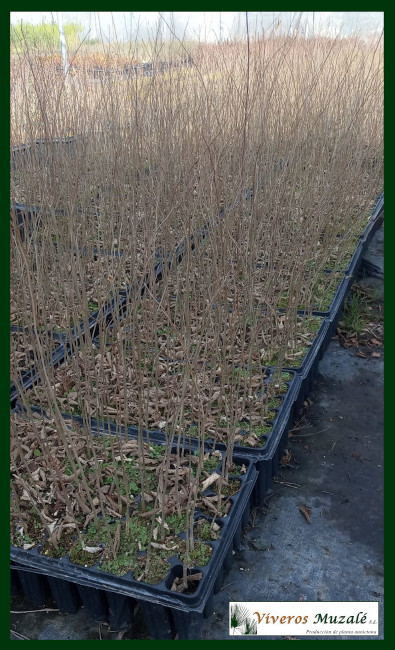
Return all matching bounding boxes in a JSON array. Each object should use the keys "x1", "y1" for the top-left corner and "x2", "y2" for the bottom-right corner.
[{"x1": 10, "y1": 21, "x2": 83, "y2": 52}]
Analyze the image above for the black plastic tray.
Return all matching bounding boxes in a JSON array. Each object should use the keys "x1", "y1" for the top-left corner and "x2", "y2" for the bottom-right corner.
[
  {"x1": 323, "y1": 240, "x2": 365, "y2": 334},
  {"x1": 9, "y1": 241, "x2": 178, "y2": 408},
  {"x1": 359, "y1": 192, "x2": 384, "y2": 249},
  {"x1": 10, "y1": 326, "x2": 65, "y2": 404},
  {"x1": 10, "y1": 342, "x2": 67, "y2": 410},
  {"x1": 11, "y1": 429, "x2": 257, "y2": 639},
  {"x1": 291, "y1": 228, "x2": 379, "y2": 411},
  {"x1": 10, "y1": 202, "x2": 43, "y2": 243},
  {"x1": 295, "y1": 241, "x2": 364, "y2": 323},
  {"x1": 24, "y1": 365, "x2": 299, "y2": 507},
  {"x1": 11, "y1": 136, "x2": 81, "y2": 171}
]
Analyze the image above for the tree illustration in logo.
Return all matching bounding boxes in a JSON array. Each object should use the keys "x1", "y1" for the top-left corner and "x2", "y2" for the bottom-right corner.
[{"x1": 230, "y1": 604, "x2": 258, "y2": 635}]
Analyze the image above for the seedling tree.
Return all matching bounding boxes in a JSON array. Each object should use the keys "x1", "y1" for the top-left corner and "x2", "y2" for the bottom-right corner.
[{"x1": 11, "y1": 16, "x2": 383, "y2": 587}]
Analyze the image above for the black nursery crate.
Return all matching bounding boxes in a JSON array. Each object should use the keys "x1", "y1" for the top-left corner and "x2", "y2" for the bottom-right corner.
[
  {"x1": 11, "y1": 136, "x2": 81, "y2": 171},
  {"x1": 10, "y1": 326, "x2": 66, "y2": 407},
  {"x1": 295, "y1": 270, "x2": 353, "y2": 321},
  {"x1": 10, "y1": 202, "x2": 43, "y2": 243},
  {"x1": 282, "y1": 316, "x2": 332, "y2": 375},
  {"x1": 52, "y1": 366, "x2": 300, "y2": 509},
  {"x1": 10, "y1": 340, "x2": 67, "y2": 410},
  {"x1": 9, "y1": 290, "x2": 125, "y2": 408},
  {"x1": 10, "y1": 446, "x2": 258, "y2": 640},
  {"x1": 279, "y1": 316, "x2": 332, "y2": 414},
  {"x1": 9, "y1": 286, "x2": 131, "y2": 408},
  {"x1": 298, "y1": 240, "x2": 364, "y2": 325},
  {"x1": 290, "y1": 239, "x2": 369, "y2": 412},
  {"x1": 9, "y1": 223, "x2": 175, "y2": 408},
  {"x1": 359, "y1": 192, "x2": 384, "y2": 250},
  {"x1": 291, "y1": 249, "x2": 362, "y2": 408},
  {"x1": 319, "y1": 239, "x2": 365, "y2": 345}
]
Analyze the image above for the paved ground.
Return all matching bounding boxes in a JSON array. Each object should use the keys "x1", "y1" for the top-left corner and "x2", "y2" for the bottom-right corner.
[{"x1": 10, "y1": 226, "x2": 384, "y2": 640}]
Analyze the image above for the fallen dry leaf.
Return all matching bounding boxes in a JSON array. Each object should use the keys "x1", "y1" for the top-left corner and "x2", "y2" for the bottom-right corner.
[
  {"x1": 357, "y1": 350, "x2": 367, "y2": 358},
  {"x1": 370, "y1": 338, "x2": 382, "y2": 346},
  {"x1": 280, "y1": 449, "x2": 292, "y2": 465},
  {"x1": 201, "y1": 472, "x2": 221, "y2": 493},
  {"x1": 82, "y1": 545, "x2": 103, "y2": 554},
  {"x1": 371, "y1": 351, "x2": 381, "y2": 358},
  {"x1": 171, "y1": 573, "x2": 203, "y2": 592},
  {"x1": 150, "y1": 542, "x2": 177, "y2": 551},
  {"x1": 299, "y1": 505, "x2": 311, "y2": 523}
]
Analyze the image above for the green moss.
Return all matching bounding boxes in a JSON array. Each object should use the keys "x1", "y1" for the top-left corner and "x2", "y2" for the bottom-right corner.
[
  {"x1": 98, "y1": 521, "x2": 150, "y2": 576},
  {"x1": 11, "y1": 510, "x2": 43, "y2": 548},
  {"x1": 217, "y1": 479, "x2": 241, "y2": 497},
  {"x1": 187, "y1": 424, "x2": 200, "y2": 438},
  {"x1": 99, "y1": 553, "x2": 136, "y2": 576},
  {"x1": 69, "y1": 541, "x2": 103, "y2": 567},
  {"x1": 195, "y1": 519, "x2": 220, "y2": 541},
  {"x1": 41, "y1": 529, "x2": 75, "y2": 559},
  {"x1": 165, "y1": 514, "x2": 187, "y2": 534},
  {"x1": 252, "y1": 424, "x2": 272, "y2": 436},
  {"x1": 69, "y1": 518, "x2": 116, "y2": 567},
  {"x1": 264, "y1": 396, "x2": 281, "y2": 409},
  {"x1": 136, "y1": 555, "x2": 170, "y2": 584},
  {"x1": 148, "y1": 444, "x2": 165, "y2": 460},
  {"x1": 178, "y1": 539, "x2": 212, "y2": 567}
]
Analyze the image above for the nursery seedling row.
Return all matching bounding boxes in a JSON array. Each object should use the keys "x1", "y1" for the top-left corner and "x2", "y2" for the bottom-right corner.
[
  {"x1": 10, "y1": 185, "x2": 383, "y2": 416},
  {"x1": 11, "y1": 410, "x2": 258, "y2": 639}
]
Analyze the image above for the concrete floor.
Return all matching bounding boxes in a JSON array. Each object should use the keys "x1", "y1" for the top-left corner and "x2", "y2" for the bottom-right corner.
[{"x1": 10, "y1": 226, "x2": 384, "y2": 640}]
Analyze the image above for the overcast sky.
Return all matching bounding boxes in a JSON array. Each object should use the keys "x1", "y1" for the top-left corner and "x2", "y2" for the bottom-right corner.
[{"x1": 10, "y1": 12, "x2": 383, "y2": 42}]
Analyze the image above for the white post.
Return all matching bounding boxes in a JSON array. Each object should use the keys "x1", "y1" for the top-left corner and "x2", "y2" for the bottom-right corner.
[{"x1": 57, "y1": 12, "x2": 68, "y2": 76}]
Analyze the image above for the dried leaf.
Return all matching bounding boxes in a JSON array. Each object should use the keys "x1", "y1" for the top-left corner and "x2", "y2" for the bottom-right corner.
[
  {"x1": 142, "y1": 492, "x2": 154, "y2": 503},
  {"x1": 244, "y1": 434, "x2": 259, "y2": 447},
  {"x1": 171, "y1": 573, "x2": 203, "y2": 592},
  {"x1": 280, "y1": 449, "x2": 292, "y2": 465},
  {"x1": 47, "y1": 520, "x2": 58, "y2": 535},
  {"x1": 201, "y1": 472, "x2": 221, "y2": 492},
  {"x1": 82, "y1": 545, "x2": 103, "y2": 554},
  {"x1": 21, "y1": 489, "x2": 30, "y2": 501},
  {"x1": 372, "y1": 351, "x2": 381, "y2": 358},
  {"x1": 150, "y1": 542, "x2": 177, "y2": 551},
  {"x1": 156, "y1": 517, "x2": 169, "y2": 530},
  {"x1": 299, "y1": 505, "x2": 311, "y2": 523},
  {"x1": 83, "y1": 513, "x2": 95, "y2": 528}
]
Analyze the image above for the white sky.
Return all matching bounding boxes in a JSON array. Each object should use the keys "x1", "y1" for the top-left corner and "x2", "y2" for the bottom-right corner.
[{"x1": 10, "y1": 12, "x2": 383, "y2": 42}]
